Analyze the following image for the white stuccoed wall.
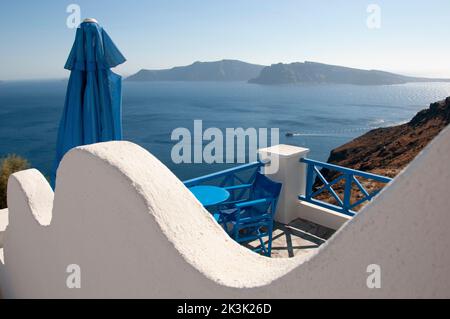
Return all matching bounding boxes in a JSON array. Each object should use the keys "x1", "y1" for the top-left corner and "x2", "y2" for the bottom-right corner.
[
  {"x1": 258, "y1": 144, "x2": 309, "y2": 224},
  {"x1": 0, "y1": 208, "x2": 7, "y2": 298},
  {"x1": 0, "y1": 125, "x2": 449, "y2": 298},
  {"x1": 0, "y1": 208, "x2": 8, "y2": 264}
]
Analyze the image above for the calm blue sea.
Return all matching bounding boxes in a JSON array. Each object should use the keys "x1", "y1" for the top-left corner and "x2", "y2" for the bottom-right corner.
[{"x1": 1, "y1": 80, "x2": 450, "y2": 180}]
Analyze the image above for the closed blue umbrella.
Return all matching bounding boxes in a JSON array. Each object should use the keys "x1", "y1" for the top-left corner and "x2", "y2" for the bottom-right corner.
[{"x1": 52, "y1": 19, "x2": 126, "y2": 187}]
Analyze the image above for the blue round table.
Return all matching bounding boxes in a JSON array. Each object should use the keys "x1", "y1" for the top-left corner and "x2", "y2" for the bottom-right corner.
[{"x1": 189, "y1": 186, "x2": 230, "y2": 207}]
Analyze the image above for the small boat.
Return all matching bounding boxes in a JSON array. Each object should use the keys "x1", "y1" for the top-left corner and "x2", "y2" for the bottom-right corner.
[{"x1": 285, "y1": 132, "x2": 294, "y2": 137}]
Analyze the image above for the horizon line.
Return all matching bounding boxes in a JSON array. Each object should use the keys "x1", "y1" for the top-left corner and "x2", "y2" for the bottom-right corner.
[{"x1": 2, "y1": 59, "x2": 449, "y2": 82}]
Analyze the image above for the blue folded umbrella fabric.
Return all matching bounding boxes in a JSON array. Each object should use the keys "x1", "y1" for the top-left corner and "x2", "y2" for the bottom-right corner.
[{"x1": 52, "y1": 21, "x2": 126, "y2": 188}]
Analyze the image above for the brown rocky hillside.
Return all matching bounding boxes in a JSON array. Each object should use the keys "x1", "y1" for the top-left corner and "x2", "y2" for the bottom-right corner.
[{"x1": 315, "y1": 97, "x2": 450, "y2": 210}]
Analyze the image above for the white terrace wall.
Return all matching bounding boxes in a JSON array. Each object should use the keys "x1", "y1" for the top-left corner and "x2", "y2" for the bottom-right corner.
[{"x1": 0, "y1": 126, "x2": 450, "y2": 298}]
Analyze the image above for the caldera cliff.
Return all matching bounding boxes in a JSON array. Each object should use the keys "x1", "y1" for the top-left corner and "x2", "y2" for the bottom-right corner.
[{"x1": 316, "y1": 97, "x2": 450, "y2": 209}]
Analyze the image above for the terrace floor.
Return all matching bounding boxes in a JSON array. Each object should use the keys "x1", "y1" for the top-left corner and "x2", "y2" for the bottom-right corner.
[{"x1": 245, "y1": 218, "x2": 336, "y2": 258}]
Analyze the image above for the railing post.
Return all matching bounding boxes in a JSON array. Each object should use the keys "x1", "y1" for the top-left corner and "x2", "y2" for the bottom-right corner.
[
  {"x1": 305, "y1": 163, "x2": 314, "y2": 201},
  {"x1": 258, "y1": 144, "x2": 309, "y2": 224},
  {"x1": 343, "y1": 173, "x2": 352, "y2": 214}
]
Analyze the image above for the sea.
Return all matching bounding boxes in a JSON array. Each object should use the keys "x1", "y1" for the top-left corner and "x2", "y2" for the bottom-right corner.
[{"x1": 1, "y1": 80, "x2": 450, "y2": 181}]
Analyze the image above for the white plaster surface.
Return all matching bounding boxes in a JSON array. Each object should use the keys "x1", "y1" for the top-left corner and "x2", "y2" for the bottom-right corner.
[
  {"x1": 296, "y1": 201, "x2": 351, "y2": 230},
  {"x1": 0, "y1": 124, "x2": 450, "y2": 298},
  {"x1": 258, "y1": 145, "x2": 309, "y2": 224},
  {"x1": 259, "y1": 144, "x2": 309, "y2": 158},
  {"x1": 0, "y1": 208, "x2": 8, "y2": 264},
  {"x1": 0, "y1": 209, "x2": 7, "y2": 232}
]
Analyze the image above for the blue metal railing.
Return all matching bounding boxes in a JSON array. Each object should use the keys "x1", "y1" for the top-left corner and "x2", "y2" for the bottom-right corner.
[
  {"x1": 299, "y1": 158, "x2": 392, "y2": 216},
  {"x1": 183, "y1": 161, "x2": 265, "y2": 203},
  {"x1": 183, "y1": 158, "x2": 391, "y2": 217}
]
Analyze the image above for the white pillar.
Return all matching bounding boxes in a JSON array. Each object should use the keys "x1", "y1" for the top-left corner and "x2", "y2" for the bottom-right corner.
[{"x1": 258, "y1": 144, "x2": 309, "y2": 224}]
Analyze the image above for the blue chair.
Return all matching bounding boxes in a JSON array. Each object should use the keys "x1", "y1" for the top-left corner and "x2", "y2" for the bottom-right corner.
[{"x1": 214, "y1": 172, "x2": 282, "y2": 257}]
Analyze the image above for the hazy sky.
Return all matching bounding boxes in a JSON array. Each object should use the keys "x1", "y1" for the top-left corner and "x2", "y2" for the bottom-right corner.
[{"x1": 1, "y1": 0, "x2": 449, "y2": 80}]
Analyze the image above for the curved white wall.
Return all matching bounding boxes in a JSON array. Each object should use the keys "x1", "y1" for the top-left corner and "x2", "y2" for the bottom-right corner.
[
  {"x1": 0, "y1": 208, "x2": 8, "y2": 263},
  {"x1": 1, "y1": 126, "x2": 450, "y2": 298}
]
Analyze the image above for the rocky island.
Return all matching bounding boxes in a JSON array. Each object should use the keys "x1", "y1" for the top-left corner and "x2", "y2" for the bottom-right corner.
[
  {"x1": 126, "y1": 60, "x2": 265, "y2": 82},
  {"x1": 249, "y1": 61, "x2": 450, "y2": 85}
]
